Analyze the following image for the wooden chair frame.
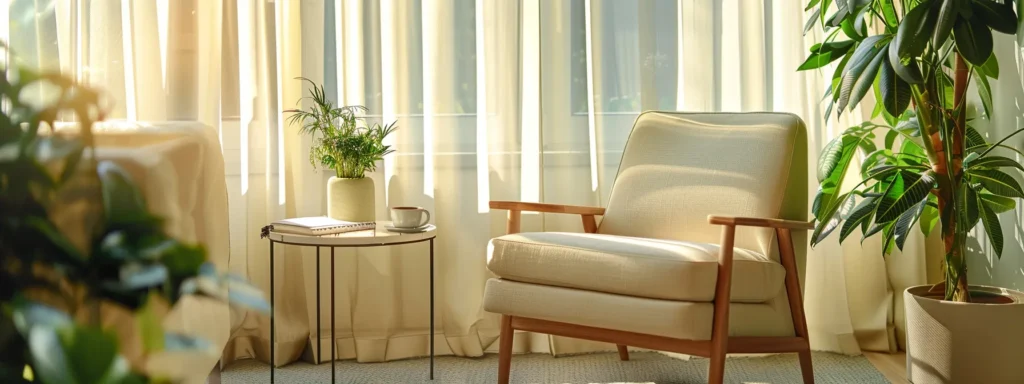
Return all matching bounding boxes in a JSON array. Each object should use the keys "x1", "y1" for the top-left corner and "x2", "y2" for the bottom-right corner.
[{"x1": 489, "y1": 201, "x2": 815, "y2": 384}]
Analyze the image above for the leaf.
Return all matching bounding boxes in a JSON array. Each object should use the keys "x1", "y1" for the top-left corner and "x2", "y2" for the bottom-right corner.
[
  {"x1": 96, "y1": 161, "x2": 151, "y2": 227},
  {"x1": 137, "y1": 294, "x2": 164, "y2": 353},
  {"x1": 863, "y1": 221, "x2": 893, "y2": 241},
  {"x1": 895, "y1": 0, "x2": 939, "y2": 58},
  {"x1": 972, "y1": 169, "x2": 1024, "y2": 197},
  {"x1": 880, "y1": 0, "x2": 899, "y2": 28},
  {"x1": 798, "y1": 40, "x2": 856, "y2": 70},
  {"x1": 879, "y1": 55, "x2": 912, "y2": 117},
  {"x1": 881, "y1": 218, "x2": 899, "y2": 255},
  {"x1": 932, "y1": 0, "x2": 958, "y2": 48},
  {"x1": 884, "y1": 40, "x2": 925, "y2": 85},
  {"x1": 838, "y1": 39, "x2": 888, "y2": 113},
  {"x1": 953, "y1": 16, "x2": 994, "y2": 66},
  {"x1": 24, "y1": 217, "x2": 84, "y2": 263},
  {"x1": 963, "y1": 182, "x2": 982, "y2": 230},
  {"x1": 805, "y1": 6, "x2": 821, "y2": 34},
  {"x1": 876, "y1": 171, "x2": 936, "y2": 222},
  {"x1": 839, "y1": 35, "x2": 888, "y2": 112},
  {"x1": 818, "y1": 136, "x2": 849, "y2": 183},
  {"x1": 966, "y1": 125, "x2": 987, "y2": 148},
  {"x1": 980, "y1": 52, "x2": 1000, "y2": 79},
  {"x1": 973, "y1": 0, "x2": 1018, "y2": 34},
  {"x1": 895, "y1": 200, "x2": 927, "y2": 251},
  {"x1": 806, "y1": 0, "x2": 821, "y2": 11},
  {"x1": 977, "y1": 190, "x2": 1004, "y2": 258},
  {"x1": 840, "y1": 193, "x2": 858, "y2": 218},
  {"x1": 821, "y1": 0, "x2": 835, "y2": 26},
  {"x1": 1018, "y1": 0, "x2": 1024, "y2": 46},
  {"x1": 119, "y1": 264, "x2": 169, "y2": 290},
  {"x1": 976, "y1": 72, "x2": 993, "y2": 119},
  {"x1": 830, "y1": 54, "x2": 852, "y2": 103},
  {"x1": 920, "y1": 196, "x2": 940, "y2": 236},
  {"x1": 11, "y1": 301, "x2": 72, "y2": 336},
  {"x1": 897, "y1": 115, "x2": 922, "y2": 136},
  {"x1": 965, "y1": 155, "x2": 1024, "y2": 173},
  {"x1": 161, "y1": 244, "x2": 206, "y2": 280},
  {"x1": 861, "y1": 149, "x2": 895, "y2": 178},
  {"x1": 841, "y1": 17, "x2": 862, "y2": 41},
  {"x1": 827, "y1": 8, "x2": 850, "y2": 28},
  {"x1": 59, "y1": 327, "x2": 128, "y2": 384},
  {"x1": 26, "y1": 328, "x2": 76, "y2": 384},
  {"x1": 226, "y1": 280, "x2": 272, "y2": 314},
  {"x1": 840, "y1": 196, "x2": 877, "y2": 242},
  {"x1": 979, "y1": 193, "x2": 1016, "y2": 213},
  {"x1": 885, "y1": 129, "x2": 900, "y2": 150}
]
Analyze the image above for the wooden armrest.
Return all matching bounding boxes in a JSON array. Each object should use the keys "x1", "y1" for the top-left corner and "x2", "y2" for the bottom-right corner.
[
  {"x1": 491, "y1": 201, "x2": 604, "y2": 235},
  {"x1": 707, "y1": 215, "x2": 814, "y2": 230},
  {"x1": 489, "y1": 201, "x2": 605, "y2": 216}
]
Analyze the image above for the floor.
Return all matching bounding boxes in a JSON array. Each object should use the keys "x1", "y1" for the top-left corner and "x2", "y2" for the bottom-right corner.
[
  {"x1": 212, "y1": 351, "x2": 911, "y2": 383},
  {"x1": 222, "y1": 351, "x2": 891, "y2": 383},
  {"x1": 865, "y1": 352, "x2": 909, "y2": 383}
]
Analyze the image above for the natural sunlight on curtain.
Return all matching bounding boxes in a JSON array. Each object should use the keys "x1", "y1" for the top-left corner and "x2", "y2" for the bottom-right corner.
[{"x1": 20, "y1": 0, "x2": 1011, "y2": 369}]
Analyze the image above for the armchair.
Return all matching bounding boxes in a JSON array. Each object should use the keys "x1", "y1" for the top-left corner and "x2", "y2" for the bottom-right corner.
[{"x1": 483, "y1": 111, "x2": 813, "y2": 384}]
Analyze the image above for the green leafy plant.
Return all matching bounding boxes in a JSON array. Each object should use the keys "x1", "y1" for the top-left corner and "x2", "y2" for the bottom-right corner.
[
  {"x1": 801, "y1": 0, "x2": 1024, "y2": 302},
  {"x1": 0, "y1": 47, "x2": 269, "y2": 383},
  {"x1": 286, "y1": 78, "x2": 397, "y2": 179}
]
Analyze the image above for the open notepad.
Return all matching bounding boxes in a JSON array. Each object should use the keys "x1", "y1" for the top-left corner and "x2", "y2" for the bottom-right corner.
[{"x1": 270, "y1": 217, "x2": 375, "y2": 236}]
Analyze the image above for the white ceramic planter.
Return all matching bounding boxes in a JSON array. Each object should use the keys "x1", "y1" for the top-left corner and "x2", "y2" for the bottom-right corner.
[
  {"x1": 904, "y1": 285, "x2": 1024, "y2": 383},
  {"x1": 326, "y1": 176, "x2": 375, "y2": 222}
]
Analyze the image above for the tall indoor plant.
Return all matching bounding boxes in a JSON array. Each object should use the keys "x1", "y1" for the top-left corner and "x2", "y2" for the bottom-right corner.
[
  {"x1": 286, "y1": 78, "x2": 396, "y2": 222},
  {"x1": 801, "y1": 0, "x2": 1024, "y2": 382},
  {"x1": 0, "y1": 48, "x2": 268, "y2": 382}
]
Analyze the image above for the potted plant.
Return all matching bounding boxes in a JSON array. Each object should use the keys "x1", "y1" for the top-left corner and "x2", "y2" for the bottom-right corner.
[
  {"x1": 800, "y1": 0, "x2": 1024, "y2": 382},
  {"x1": 0, "y1": 48, "x2": 268, "y2": 383},
  {"x1": 286, "y1": 78, "x2": 397, "y2": 222}
]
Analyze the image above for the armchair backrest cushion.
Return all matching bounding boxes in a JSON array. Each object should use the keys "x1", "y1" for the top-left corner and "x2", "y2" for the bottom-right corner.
[{"x1": 598, "y1": 111, "x2": 807, "y2": 260}]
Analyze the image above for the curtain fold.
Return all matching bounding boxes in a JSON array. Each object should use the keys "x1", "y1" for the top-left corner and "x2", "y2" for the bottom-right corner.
[{"x1": 25, "y1": 0, "x2": 1015, "y2": 369}]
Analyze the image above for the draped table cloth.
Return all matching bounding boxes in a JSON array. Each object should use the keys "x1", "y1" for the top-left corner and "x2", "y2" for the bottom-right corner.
[{"x1": 56, "y1": 120, "x2": 232, "y2": 383}]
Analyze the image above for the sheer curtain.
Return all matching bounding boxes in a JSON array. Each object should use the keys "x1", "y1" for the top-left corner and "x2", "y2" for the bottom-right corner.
[{"x1": 10, "y1": 0, "x2": 937, "y2": 368}]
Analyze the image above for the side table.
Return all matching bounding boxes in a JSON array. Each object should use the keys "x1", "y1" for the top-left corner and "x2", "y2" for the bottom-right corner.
[{"x1": 263, "y1": 221, "x2": 437, "y2": 383}]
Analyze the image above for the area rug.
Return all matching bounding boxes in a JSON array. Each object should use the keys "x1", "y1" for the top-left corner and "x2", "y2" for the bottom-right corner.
[{"x1": 222, "y1": 351, "x2": 889, "y2": 383}]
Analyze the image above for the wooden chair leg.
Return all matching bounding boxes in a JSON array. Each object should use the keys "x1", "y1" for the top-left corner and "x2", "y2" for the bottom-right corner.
[
  {"x1": 708, "y1": 349, "x2": 726, "y2": 384},
  {"x1": 498, "y1": 315, "x2": 514, "y2": 384},
  {"x1": 616, "y1": 345, "x2": 629, "y2": 361},
  {"x1": 777, "y1": 228, "x2": 814, "y2": 384},
  {"x1": 798, "y1": 350, "x2": 814, "y2": 384},
  {"x1": 708, "y1": 224, "x2": 735, "y2": 384}
]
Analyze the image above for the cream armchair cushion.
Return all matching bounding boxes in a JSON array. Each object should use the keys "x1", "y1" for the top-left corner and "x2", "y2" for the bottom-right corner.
[
  {"x1": 487, "y1": 232, "x2": 786, "y2": 303},
  {"x1": 598, "y1": 112, "x2": 802, "y2": 258},
  {"x1": 483, "y1": 279, "x2": 796, "y2": 341}
]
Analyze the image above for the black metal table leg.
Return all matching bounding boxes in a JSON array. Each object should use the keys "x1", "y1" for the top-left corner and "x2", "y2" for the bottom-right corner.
[
  {"x1": 331, "y1": 246, "x2": 336, "y2": 384},
  {"x1": 270, "y1": 241, "x2": 275, "y2": 383},
  {"x1": 316, "y1": 247, "x2": 321, "y2": 365},
  {"x1": 430, "y1": 238, "x2": 435, "y2": 380}
]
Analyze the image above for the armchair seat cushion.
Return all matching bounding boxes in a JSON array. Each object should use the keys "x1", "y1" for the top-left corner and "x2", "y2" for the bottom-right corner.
[
  {"x1": 482, "y1": 279, "x2": 796, "y2": 340},
  {"x1": 486, "y1": 232, "x2": 785, "y2": 303}
]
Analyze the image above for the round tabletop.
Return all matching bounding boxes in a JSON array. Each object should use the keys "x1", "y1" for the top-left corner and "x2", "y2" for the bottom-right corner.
[{"x1": 267, "y1": 221, "x2": 436, "y2": 247}]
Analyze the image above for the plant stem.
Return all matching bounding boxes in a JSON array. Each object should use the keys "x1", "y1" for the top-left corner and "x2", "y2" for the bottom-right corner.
[
  {"x1": 941, "y1": 54, "x2": 970, "y2": 302},
  {"x1": 910, "y1": 87, "x2": 940, "y2": 166}
]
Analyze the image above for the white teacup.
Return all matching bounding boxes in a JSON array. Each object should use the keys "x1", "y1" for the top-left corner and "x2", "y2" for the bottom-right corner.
[{"x1": 390, "y1": 206, "x2": 431, "y2": 228}]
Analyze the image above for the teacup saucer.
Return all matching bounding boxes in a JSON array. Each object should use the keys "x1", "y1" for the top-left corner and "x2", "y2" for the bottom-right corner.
[{"x1": 385, "y1": 224, "x2": 434, "y2": 233}]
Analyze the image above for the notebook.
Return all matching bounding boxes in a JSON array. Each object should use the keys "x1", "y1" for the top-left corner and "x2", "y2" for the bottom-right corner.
[{"x1": 269, "y1": 216, "x2": 375, "y2": 236}]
